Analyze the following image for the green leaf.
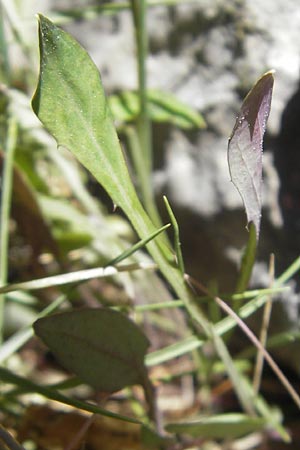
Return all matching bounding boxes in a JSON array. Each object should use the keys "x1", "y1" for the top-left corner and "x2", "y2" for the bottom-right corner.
[
  {"x1": 30, "y1": 15, "x2": 210, "y2": 340},
  {"x1": 31, "y1": 15, "x2": 168, "y2": 268},
  {"x1": 32, "y1": 15, "x2": 140, "y2": 217},
  {"x1": 165, "y1": 413, "x2": 267, "y2": 439},
  {"x1": 109, "y1": 89, "x2": 206, "y2": 129},
  {"x1": 34, "y1": 308, "x2": 150, "y2": 393}
]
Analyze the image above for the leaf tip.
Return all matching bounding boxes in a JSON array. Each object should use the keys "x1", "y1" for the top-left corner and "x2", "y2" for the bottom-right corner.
[{"x1": 264, "y1": 69, "x2": 276, "y2": 76}]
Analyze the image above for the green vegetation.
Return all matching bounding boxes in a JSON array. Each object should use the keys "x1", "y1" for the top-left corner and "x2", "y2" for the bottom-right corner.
[{"x1": 0, "y1": 2, "x2": 299, "y2": 449}]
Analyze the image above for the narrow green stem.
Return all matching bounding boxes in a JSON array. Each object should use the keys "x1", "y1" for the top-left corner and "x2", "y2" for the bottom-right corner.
[
  {"x1": 130, "y1": 0, "x2": 163, "y2": 226},
  {"x1": 0, "y1": 3, "x2": 11, "y2": 83},
  {"x1": 0, "y1": 118, "x2": 17, "y2": 343},
  {"x1": 125, "y1": 126, "x2": 163, "y2": 228},
  {"x1": 131, "y1": 0, "x2": 151, "y2": 171},
  {"x1": 235, "y1": 222, "x2": 257, "y2": 295}
]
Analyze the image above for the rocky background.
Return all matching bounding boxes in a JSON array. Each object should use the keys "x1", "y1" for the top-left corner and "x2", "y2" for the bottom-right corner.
[{"x1": 17, "y1": 0, "x2": 300, "y2": 370}]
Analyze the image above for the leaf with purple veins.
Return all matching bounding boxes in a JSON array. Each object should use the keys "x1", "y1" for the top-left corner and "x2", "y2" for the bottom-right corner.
[{"x1": 228, "y1": 71, "x2": 274, "y2": 238}]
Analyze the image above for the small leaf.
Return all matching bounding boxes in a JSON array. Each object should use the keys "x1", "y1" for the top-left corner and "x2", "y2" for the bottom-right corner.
[
  {"x1": 34, "y1": 308, "x2": 150, "y2": 393},
  {"x1": 228, "y1": 71, "x2": 274, "y2": 237},
  {"x1": 165, "y1": 413, "x2": 267, "y2": 439},
  {"x1": 109, "y1": 89, "x2": 206, "y2": 129},
  {"x1": 148, "y1": 89, "x2": 206, "y2": 129}
]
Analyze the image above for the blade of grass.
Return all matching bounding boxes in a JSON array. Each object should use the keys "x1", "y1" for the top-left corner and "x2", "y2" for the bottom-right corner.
[
  {"x1": 240, "y1": 330, "x2": 300, "y2": 358},
  {"x1": 0, "y1": 367, "x2": 141, "y2": 425},
  {"x1": 238, "y1": 374, "x2": 290, "y2": 442},
  {"x1": 217, "y1": 255, "x2": 300, "y2": 340},
  {"x1": 146, "y1": 256, "x2": 300, "y2": 365},
  {"x1": 187, "y1": 275, "x2": 300, "y2": 408},
  {"x1": 108, "y1": 223, "x2": 170, "y2": 266},
  {"x1": 0, "y1": 222, "x2": 171, "y2": 294},
  {"x1": 0, "y1": 262, "x2": 157, "y2": 294},
  {"x1": 210, "y1": 325, "x2": 255, "y2": 414},
  {"x1": 131, "y1": 287, "x2": 290, "y2": 312},
  {"x1": 146, "y1": 335, "x2": 204, "y2": 367},
  {"x1": 124, "y1": 125, "x2": 162, "y2": 228},
  {"x1": 163, "y1": 196, "x2": 184, "y2": 274},
  {"x1": 0, "y1": 117, "x2": 17, "y2": 344}
]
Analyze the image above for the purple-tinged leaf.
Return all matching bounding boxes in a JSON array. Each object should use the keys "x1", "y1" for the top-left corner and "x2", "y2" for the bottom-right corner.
[{"x1": 228, "y1": 71, "x2": 274, "y2": 238}]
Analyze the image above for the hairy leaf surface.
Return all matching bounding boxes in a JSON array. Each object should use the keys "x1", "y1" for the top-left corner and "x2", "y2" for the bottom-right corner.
[{"x1": 32, "y1": 15, "x2": 140, "y2": 217}]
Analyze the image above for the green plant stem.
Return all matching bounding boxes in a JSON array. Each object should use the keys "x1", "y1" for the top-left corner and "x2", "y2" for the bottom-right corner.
[
  {"x1": 0, "y1": 118, "x2": 17, "y2": 344},
  {"x1": 235, "y1": 222, "x2": 257, "y2": 296},
  {"x1": 253, "y1": 253, "x2": 274, "y2": 394},
  {"x1": 124, "y1": 126, "x2": 164, "y2": 230},
  {"x1": 130, "y1": 0, "x2": 163, "y2": 227},
  {"x1": 131, "y1": 0, "x2": 151, "y2": 172}
]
